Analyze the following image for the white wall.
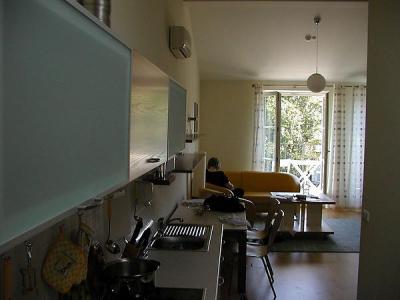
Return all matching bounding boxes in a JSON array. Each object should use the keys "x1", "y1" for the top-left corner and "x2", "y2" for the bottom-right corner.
[
  {"x1": 358, "y1": 0, "x2": 400, "y2": 298},
  {"x1": 199, "y1": 80, "x2": 254, "y2": 170},
  {"x1": 199, "y1": 80, "x2": 329, "y2": 171}
]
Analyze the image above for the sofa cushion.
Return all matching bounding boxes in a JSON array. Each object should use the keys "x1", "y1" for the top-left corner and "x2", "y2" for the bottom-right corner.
[
  {"x1": 224, "y1": 171, "x2": 300, "y2": 212},
  {"x1": 225, "y1": 171, "x2": 242, "y2": 188},
  {"x1": 241, "y1": 171, "x2": 300, "y2": 192}
]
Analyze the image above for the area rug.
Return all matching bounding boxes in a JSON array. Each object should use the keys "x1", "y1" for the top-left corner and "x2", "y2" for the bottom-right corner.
[{"x1": 270, "y1": 218, "x2": 361, "y2": 253}]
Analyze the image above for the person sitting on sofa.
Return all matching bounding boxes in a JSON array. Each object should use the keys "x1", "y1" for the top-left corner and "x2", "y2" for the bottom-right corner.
[{"x1": 206, "y1": 157, "x2": 244, "y2": 198}]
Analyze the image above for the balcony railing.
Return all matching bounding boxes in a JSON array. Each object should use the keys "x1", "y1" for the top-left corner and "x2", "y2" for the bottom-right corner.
[{"x1": 280, "y1": 159, "x2": 322, "y2": 195}]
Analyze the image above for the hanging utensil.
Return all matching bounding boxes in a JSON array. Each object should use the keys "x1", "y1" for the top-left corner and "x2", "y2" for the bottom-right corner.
[
  {"x1": 75, "y1": 212, "x2": 94, "y2": 287},
  {"x1": 129, "y1": 217, "x2": 143, "y2": 246},
  {"x1": 87, "y1": 242, "x2": 106, "y2": 298},
  {"x1": 20, "y1": 241, "x2": 38, "y2": 295},
  {"x1": 3, "y1": 256, "x2": 13, "y2": 300},
  {"x1": 76, "y1": 212, "x2": 94, "y2": 253},
  {"x1": 136, "y1": 228, "x2": 152, "y2": 258},
  {"x1": 105, "y1": 199, "x2": 121, "y2": 254},
  {"x1": 122, "y1": 216, "x2": 143, "y2": 258},
  {"x1": 128, "y1": 193, "x2": 144, "y2": 246}
]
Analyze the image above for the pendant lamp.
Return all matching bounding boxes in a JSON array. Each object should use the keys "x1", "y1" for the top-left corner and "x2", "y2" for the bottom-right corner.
[{"x1": 307, "y1": 16, "x2": 326, "y2": 93}]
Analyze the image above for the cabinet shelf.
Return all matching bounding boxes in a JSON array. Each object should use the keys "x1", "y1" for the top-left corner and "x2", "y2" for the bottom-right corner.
[
  {"x1": 186, "y1": 133, "x2": 200, "y2": 143},
  {"x1": 150, "y1": 173, "x2": 176, "y2": 185},
  {"x1": 174, "y1": 153, "x2": 205, "y2": 173}
]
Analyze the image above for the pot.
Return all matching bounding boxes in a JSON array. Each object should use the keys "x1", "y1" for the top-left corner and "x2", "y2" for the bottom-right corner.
[{"x1": 102, "y1": 258, "x2": 160, "y2": 299}]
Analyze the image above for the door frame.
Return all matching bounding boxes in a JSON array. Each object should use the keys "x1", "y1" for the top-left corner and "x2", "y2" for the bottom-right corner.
[{"x1": 263, "y1": 87, "x2": 330, "y2": 193}]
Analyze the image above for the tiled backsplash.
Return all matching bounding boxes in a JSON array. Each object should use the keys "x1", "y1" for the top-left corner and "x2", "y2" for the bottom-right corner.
[{"x1": 0, "y1": 173, "x2": 186, "y2": 299}]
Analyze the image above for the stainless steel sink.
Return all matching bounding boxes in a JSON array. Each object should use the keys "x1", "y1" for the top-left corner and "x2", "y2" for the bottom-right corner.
[
  {"x1": 150, "y1": 224, "x2": 212, "y2": 252},
  {"x1": 151, "y1": 236, "x2": 205, "y2": 250}
]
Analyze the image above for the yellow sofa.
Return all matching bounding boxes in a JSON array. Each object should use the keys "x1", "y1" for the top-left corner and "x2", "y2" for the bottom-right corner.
[{"x1": 224, "y1": 171, "x2": 301, "y2": 212}]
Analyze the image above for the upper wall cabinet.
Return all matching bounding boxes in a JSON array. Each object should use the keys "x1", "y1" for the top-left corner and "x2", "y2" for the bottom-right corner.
[
  {"x1": 168, "y1": 80, "x2": 187, "y2": 159},
  {"x1": 129, "y1": 50, "x2": 169, "y2": 180},
  {"x1": 0, "y1": 0, "x2": 131, "y2": 248}
]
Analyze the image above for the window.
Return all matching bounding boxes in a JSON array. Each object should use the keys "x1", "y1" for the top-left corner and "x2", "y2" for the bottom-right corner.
[{"x1": 255, "y1": 90, "x2": 328, "y2": 194}]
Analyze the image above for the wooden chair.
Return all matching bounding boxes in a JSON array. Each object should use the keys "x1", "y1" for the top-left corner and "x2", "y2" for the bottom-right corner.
[
  {"x1": 238, "y1": 197, "x2": 257, "y2": 228},
  {"x1": 225, "y1": 205, "x2": 283, "y2": 298},
  {"x1": 247, "y1": 197, "x2": 281, "y2": 241},
  {"x1": 199, "y1": 182, "x2": 234, "y2": 198},
  {"x1": 246, "y1": 209, "x2": 284, "y2": 299}
]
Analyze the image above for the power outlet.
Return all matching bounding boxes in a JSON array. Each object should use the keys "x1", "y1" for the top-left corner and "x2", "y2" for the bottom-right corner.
[{"x1": 362, "y1": 209, "x2": 370, "y2": 223}]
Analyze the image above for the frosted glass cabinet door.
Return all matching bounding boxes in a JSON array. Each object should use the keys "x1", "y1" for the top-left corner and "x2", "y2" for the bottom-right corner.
[
  {"x1": 129, "y1": 50, "x2": 169, "y2": 180},
  {"x1": 0, "y1": 0, "x2": 131, "y2": 247},
  {"x1": 168, "y1": 79, "x2": 187, "y2": 158}
]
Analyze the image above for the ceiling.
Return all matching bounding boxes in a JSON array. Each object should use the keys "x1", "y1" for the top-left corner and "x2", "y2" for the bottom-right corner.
[{"x1": 186, "y1": 1, "x2": 368, "y2": 83}]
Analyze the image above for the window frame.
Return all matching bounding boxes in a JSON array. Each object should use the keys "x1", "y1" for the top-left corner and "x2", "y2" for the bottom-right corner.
[{"x1": 261, "y1": 87, "x2": 330, "y2": 193}]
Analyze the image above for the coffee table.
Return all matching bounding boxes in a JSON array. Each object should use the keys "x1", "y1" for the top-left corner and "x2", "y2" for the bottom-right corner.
[{"x1": 271, "y1": 192, "x2": 336, "y2": 235}]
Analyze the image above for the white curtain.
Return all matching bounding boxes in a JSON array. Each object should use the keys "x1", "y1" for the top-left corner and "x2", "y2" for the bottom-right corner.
[
  {"x1": 327, "y1": 86, "x2": 366, "y2": 208},
  {"x1": 252, "y1": 84, "x2": 265, "y2": 171}
]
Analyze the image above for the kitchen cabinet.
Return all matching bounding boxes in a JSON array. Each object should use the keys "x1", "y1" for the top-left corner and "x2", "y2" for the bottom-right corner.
[
  {"x1": 129, "y1": 50, "x2": 169, "y2": 180},
  {"x1": 0, "y1": 0, "x2": 131, "y2": 250},
  {"x1": 168, "y1": 79, "x2": 187, "y2": 159}
]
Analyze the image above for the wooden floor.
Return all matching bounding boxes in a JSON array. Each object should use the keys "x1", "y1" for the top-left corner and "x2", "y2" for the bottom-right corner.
[
  {"x1": 246, "y1": 253, "x2": 359, "y2": 300},
  {"x1": 323, "y1": 207, "x2": 361, "y2": 219},
  {"x1": 221, "y1": 208, "x2": 360, "y2": 300}
]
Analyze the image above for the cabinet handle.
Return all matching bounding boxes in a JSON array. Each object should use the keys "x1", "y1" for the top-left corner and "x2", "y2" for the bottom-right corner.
[{"x1": 146, "y1": 158, "x2": 160, "y2": 163}]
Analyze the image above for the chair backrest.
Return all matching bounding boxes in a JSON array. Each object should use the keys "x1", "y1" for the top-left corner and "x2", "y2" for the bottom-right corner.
[
  {"x1": 203, "y1": 182, "x2": 234, "y2": 197},
  {"x1": 263, "y1": 198, "x2": 281, "y2": 232},
  {"x1": 238, "y1": 198, "x2": 257, "y2": 228},
  {"x1": 267, "y1": 209, "x2": 284, "y2": 248}
]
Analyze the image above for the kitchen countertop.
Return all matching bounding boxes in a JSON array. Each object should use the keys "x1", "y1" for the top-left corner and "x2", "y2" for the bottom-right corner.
[{"x1": 148, "y1": 204, "x2": 247, "y2": 300}]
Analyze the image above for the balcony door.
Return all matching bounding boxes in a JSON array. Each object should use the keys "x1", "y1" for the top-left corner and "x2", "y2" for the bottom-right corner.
[{"x1": 263, "y1": 91, "x2": 328, "y2": 194}]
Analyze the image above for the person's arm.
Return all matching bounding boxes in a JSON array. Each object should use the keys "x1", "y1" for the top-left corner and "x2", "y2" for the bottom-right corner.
[
  {"x1": 225, "y1": 181, "x2": 234, "y2": 190},
  {"x1": 221, "y1": 172, "x2": 234, "y2": 190}
]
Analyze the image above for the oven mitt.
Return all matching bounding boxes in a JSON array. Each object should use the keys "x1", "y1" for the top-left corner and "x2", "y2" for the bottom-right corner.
[{"x1": 42, "y1": 230, "x2": 86, "y2": 294}]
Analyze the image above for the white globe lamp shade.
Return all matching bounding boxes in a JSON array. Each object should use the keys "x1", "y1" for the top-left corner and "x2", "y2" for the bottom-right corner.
[{"x1": 307, "y1": 73, "x2": 326, "y2": 93}]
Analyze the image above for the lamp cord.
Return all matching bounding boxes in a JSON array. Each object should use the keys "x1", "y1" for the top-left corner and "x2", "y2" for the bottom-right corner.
[{"x1": 316, "y1": 21, "x2": 319, "y2": 74}]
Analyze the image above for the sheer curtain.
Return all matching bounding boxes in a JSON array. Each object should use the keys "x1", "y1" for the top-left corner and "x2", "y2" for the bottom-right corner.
[
  {"x1": 327, "y1": 85, "x2": 366, "y2": 208},
  {"x1": 252, "y1": 84, "x2": 265, "y2": 171}
]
